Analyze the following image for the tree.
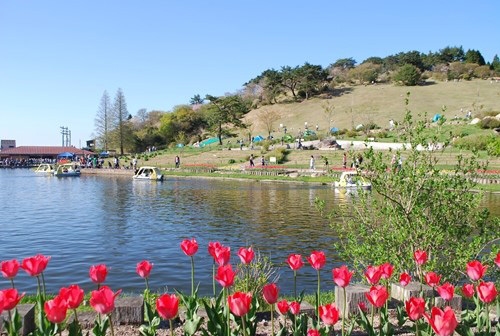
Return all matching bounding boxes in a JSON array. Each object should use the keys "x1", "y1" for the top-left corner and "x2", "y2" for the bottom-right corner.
[
  {"x1": 296, "y1": 62, "x2": 328, "y2": 99},
  {"x1": 280, "y1": 65, "x2": 301, "y2": 99},
  {"x1": 348, "y1": 62, "x2": 381, "y2": 84},
  {"x1": 257, "y1": 109, "x2": 280, "y2": 139},
  {"x1": 113, "y1": 88, "x2": 130, "y2": 155},
  {"x1": 490, "y1": 54, "x2": 500, "y2": 72},
  {"x1": 262, "y1": 69, "x2": 284, "y2": 104},
  {"x1": 204, "y1": 94, "x2": 250, "y2": 145},
  {"x1": 393, "y1": 64, "x2": 421, "y2": 86},
  {"x1": 437, "y1": 46, "x2": 465, "y2": 63},
  {"x1": 190, "y1": 94, "x2": 204, "y2": 105},
  {"x1": 464, "y1": 49, "x2": 485, "y2": 66},
  {"x1": 331, "y1": 58, "x2": 356, "y2": 69},
  {"x1": 319, "y1": 93, "x2": 499, "y2": 281},
  {"x1": 94, "y1": 91, "x2": 112, "y2": 151}
]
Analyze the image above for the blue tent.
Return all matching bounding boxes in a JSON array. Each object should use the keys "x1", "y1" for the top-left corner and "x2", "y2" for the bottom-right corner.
[
  {"x1": 432, "y1": 114, "x2": 442, "y2": 122},
  {"x1": 199, "y1": 137, "x2": 219, "y2": 147},
  {"x1": 330, "y1": 127, "x2": 339, "y2": 134},
  {"x1": 253, "y1": 135, "x2": 265, "y2": 142}
]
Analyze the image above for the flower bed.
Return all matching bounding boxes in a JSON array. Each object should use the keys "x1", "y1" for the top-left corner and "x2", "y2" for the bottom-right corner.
[{"x1": 1, "y1": 241, "x2": 499, "y2": 336}]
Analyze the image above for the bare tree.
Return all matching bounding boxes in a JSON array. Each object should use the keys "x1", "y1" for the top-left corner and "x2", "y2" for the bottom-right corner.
[
  {"x1": 321, "y1": 102, "x2": 335, "y2": 135},
  {"x1": 94, "y1": 91, "x2": 112, "y2": 151},
  {"x1": 258, "y1": 109, "x2": 281, "y2": 139},
  {"x1": 113, "y1": 88, "x2": 130, "y2": 155}
]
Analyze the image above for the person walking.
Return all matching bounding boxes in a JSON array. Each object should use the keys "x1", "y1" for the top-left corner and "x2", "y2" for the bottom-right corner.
[
  {"x1": 310, "y1": 155, "x2": 315, "y2": 170},
  {"x1": 342, "y1": 152, "x2": 347, "y2": 169},
  {"x1": 249, "y1": 154, "x2": 255, "y2": 167},
  {"x1": 175, "y1": 155, "x2": 180, "y2": 168}
]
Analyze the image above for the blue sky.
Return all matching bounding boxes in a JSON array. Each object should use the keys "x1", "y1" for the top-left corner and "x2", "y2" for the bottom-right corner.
[{"x1": 1, "y1": 0, "x2": 499, "y2": 146}]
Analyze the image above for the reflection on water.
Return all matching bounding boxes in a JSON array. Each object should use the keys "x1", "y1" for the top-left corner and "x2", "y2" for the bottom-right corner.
[{"x1": 0, "y1": 169, "x2": 498, "y2": 296}]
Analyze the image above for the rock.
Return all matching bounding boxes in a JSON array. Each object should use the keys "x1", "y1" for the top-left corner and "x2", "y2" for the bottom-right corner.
[
  {"x1": 112, "y1": 297, "x2": 144, "y2": 325},
  {"x1": 0, "y1": 304, "x2": 36, "y2": 336},
  {"x1": 391, "y1": 282, "x2": 434, "y2": 302},
  {"x1": 470, "y1": 118, "x2": 481, "y2": 125},
  {"x1": 335, "y1": 284, "x2": 370, "y2": 318},
  {"x1": 435, "y1": 294, "x2": 462, "y2": 311}
]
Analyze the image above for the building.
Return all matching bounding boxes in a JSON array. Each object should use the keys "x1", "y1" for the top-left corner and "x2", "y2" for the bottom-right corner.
[
  {"x1": 1, "y1": 140, "x2": 16, "y2": 150},
  {"x1": 0, "y1": 146, "x2": 94, "y2": 161}
]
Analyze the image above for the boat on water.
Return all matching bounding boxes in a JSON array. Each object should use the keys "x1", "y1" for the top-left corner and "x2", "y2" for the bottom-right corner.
[
  {"x1": 53, "y1": 163, "x2": 81, "y2": 177},
  {"x1": 34, "y1": 163, "x2": 55, "y2": 174},
  {"x1": 133, "y1": 166, "x2": 164, "y2": 181},
  {"x1": 333, "y1": 171, "x2": 371, "y2": 190}
]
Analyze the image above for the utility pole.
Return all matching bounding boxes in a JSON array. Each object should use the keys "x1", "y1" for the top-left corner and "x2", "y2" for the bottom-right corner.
[{"x1": 60, "y1": 126, "x2": 71, "y2": 146}]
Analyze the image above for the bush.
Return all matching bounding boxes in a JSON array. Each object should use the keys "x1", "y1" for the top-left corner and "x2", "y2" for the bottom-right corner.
[
  {"x1": 486, "y1": 137, "x2": 500, "y2": 156},
  {"x1": 346, "y1": 130, "x2": 358, "y2": 138},
  {"x1": 228, "y1": 159, "x2": 236, "y2": 164},
  {"x1": 267, "y1": 148, "x2": 289, "y2": 164},
  {"x1": 453, "y1": 134, "x2": 494, "y2": 151},
  {"x1": 479, "y1": 117, "x2": 500, "y2": 129}
]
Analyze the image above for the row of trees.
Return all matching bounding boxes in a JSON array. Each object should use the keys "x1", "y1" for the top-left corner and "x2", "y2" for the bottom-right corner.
[
  {"x1": 244, "y1": 46, "x2": 500, "y2": 104},
  {"x1": 94, "y1": 90, "x2": 251, "y2": 154}
]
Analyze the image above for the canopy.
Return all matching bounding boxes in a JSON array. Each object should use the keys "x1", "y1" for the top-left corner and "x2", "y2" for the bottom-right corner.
[{"x1": 57, "y1": 152, "x2": 74, "y2": 158}]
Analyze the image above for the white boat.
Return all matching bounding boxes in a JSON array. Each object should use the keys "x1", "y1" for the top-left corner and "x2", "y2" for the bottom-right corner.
[
  {"x1": 133, "y1": 166, "x2": 164, "y2": 181},
  {"x1": 34, "y1": 163, "x2": 55, "y2": 174},
  {"x1": 333, "y1": 171, "x2": 371, "y2": 190},
  {"x1": 53, "y1": 163, "x2": 81, "y2": 177}
]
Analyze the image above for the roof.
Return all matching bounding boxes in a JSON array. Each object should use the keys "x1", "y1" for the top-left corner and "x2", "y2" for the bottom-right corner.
[{"x1": 0, "y1": 146, "x2": 94, "y2": 157}]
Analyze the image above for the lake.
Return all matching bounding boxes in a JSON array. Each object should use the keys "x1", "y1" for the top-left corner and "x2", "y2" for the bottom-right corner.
[{"x1": 0, "y1": 169, "x2": 498, "y2": 296}]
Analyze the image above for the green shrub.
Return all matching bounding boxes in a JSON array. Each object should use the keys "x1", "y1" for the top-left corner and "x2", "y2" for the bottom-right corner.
[
  {"x1": 228, "y1": 159, "x2": 236, "y2": 164},
  {"x1": 267, "y1": 147, "x2": 289, "y2": 164},
  {"x1": 453, "y1": 134, "x2": 493, "y2": 151},
  {"x1": 479, "y1": 117, "x2": 500, "y2": 129},
  {"x1": 346, "y1": 130, "x2": 358, "y2": 138},
  {"x1": 486, "y1": 137, "x2": 500, "y2": 157}
]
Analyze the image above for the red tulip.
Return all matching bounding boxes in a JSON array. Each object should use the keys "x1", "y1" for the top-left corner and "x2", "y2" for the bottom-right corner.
[
  {"x1": 180, "y1": 238, "x2": 198, "y2": 256},
  {"x1": 89, "y1": 264, "x2": 108, "y2": 284},
  {"x1": 59, "y1": 285, "x2": 84, "y2": 309},
  {"x1": 208, "y1": 241, "x2": 223, "y2": 259},
  {"x1": 466, "y1": 260, "x2": 487, "y2": 281},
  {"x1": 1, "y1": 259, "x2": 20, "y2": 279},
  {"x1": 365, "y1": 285, "x2": 389, "y2": 308},
  {"x1": 213, "y1": 245, "x2": 231, "y2": 266},
  {"x1": 237, "y1": 246, "x2": 255, "y2": 265},
  {"x1": 380, "y1": 262, "x2": 394, "y2": 279},
  {"x1": 318, "y1": 303, "x2": 339, "y2": 325},
  {"x1": 276, "y1": 299, "x2": 289, "y2": 314},
  {"x1": 364, "y1": 265, "x2": 382, "y2": 285},
  {"x1": 477, "y1": 281, "x2": 497, "y2": 303},
  {"x1": 461, "y1": 284, "x2": 474, "y2": 298},
  {"x1": 228, "y1": 292, "x2": 252, "y2": 317},
  {"x1": 1, "y1": 288, "x2": 25, "y2": 310},
  {"x1": 413, "y1": 250, "x2": 428, "y2": 266},
  {"x1": 399, "y1": 272, "x2": 411, "y2": 286},
  {"x1": 405, "y1": 297, "x2": 425, "y2": 321},
  {"x1": 332, "y1": 265, "x2": 353, "y2": 288},
  {"x1": 44, "y1": 295, "x2": 68, "y2": 324},
  {"x1": 424, "y1": 306, "x2": 458, "y2": 336},
  {"x1": 289, "y1": 301, "x2": 301, "y2": 315},
  {"x1": 21, "y1": 254, "x2": 51, "y2": 277},
  {"x1": 214, "y1": 264, "x2": 236, "y2": 288},
  {"x1": 358, "y1": 302, "x2": 368, "y2": 313},
  {"x1": 307, "y1": 251, "x2": 326, "y2": 270},
  {"x1": 90, "y1": 286, "x2": 121, "y2": 315},
  {"x1": 307, "y1": 329, "x2": 320, "y2": 336},
  {"x1": 262, "y1": 283, "x2": 279, "y2": 304},
  {"x1": 156, "y1": 293, "x2": 179, "y2": 320},
  {"x1": 136, "y1": 260, "x2": 153, "y2": 279},
  {"x1": 495, "y1": 251, "x2": 500, "y2": 268},
  {"x1": 287, "y1": 254, "x2": 304, "y2": 271},
  {"x1": 424, "y1": 271, "x2": 441, "y2": 287},
  {"x1": 436, "y1": 282, "x2": 455, "y2": 301}
]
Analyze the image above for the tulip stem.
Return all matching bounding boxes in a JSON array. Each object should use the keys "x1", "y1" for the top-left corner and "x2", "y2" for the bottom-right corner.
[
  {"x1": 212, "y1": 262, "x2": 216, "y2": 297},
  {"x1": 316, "y1": 269, "x2": 320, "y2": 318},
  {"x1": 109, "y1": 314, "x2": 115, "y2": 336},
  {"x1": 169, "y1": 319, "x2": 174, "y2": 336},
  {"x1": 293, "y1": 270, "x2": 297, "y2": 299},
  {"x1": 190, "y1": 256, "x2": 195, "y2": 297},
  {"x1": 10, "y1": 278, "x2": 15, "y2": 289},
  {"x1": 342, "y1": 287, "x2": 346, "y2": 336},
  {"x1": 242, "y1": 316, "x2": 247, "y2": 336},
  {"x1": 270, "y1": 305, "x2": 275, "y2": 336},
  {"x1": 485, "y1": 303, "x2": 490, "y2": 335}
]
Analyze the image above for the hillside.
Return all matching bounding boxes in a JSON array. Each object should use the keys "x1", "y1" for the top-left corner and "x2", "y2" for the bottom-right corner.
[{"x1": 243, "y1": 79, "x2": 500, "y2": 136}]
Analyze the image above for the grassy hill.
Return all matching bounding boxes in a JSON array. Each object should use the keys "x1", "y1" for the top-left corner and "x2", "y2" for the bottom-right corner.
[{"x1": 243, "y1": 79, "x2": 500, "y2": 136}]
